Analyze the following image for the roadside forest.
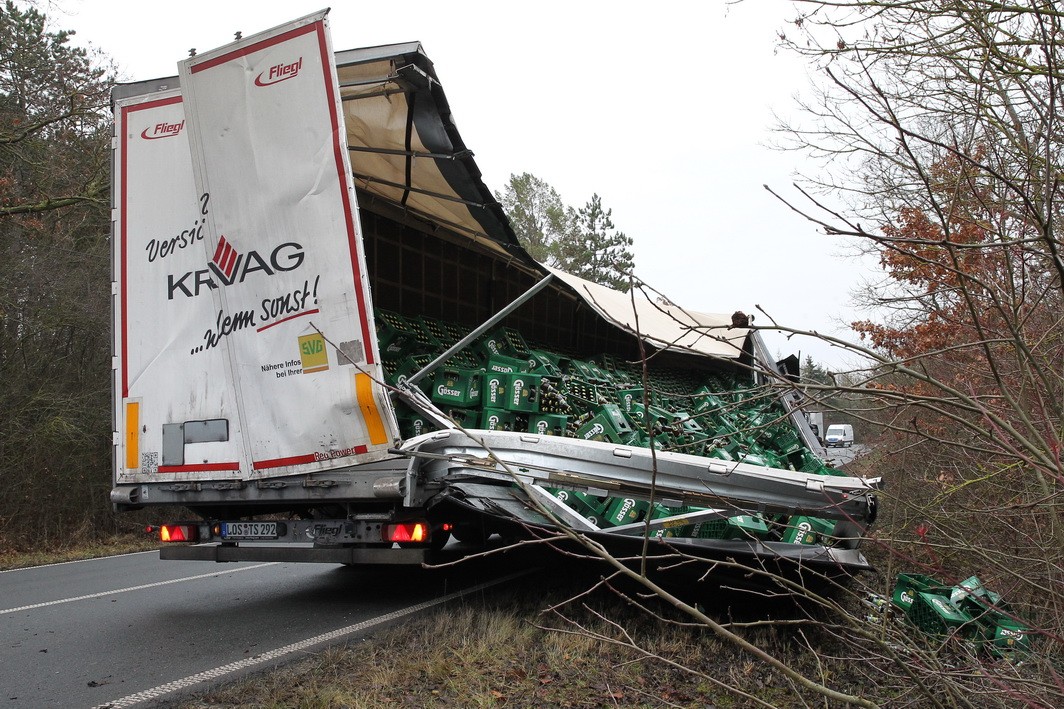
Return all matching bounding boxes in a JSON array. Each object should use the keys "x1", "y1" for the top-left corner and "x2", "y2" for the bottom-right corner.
[
  {"x1": 2, "y1": 1, "x2": 1063, "y2": 707},
  {"x1": 0, "y1": 1, "x2": 117, "y2": 546}
]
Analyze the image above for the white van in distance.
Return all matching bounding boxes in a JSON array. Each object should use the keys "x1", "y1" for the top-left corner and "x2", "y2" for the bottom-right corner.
[{"x1": 824, "y1": 424, "x2": 854, "y2": 447}]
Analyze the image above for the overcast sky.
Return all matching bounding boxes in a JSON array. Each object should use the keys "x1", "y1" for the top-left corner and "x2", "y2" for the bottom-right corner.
[{"x1": 55, "y1": 0, "x2": 876, "y2": 369}]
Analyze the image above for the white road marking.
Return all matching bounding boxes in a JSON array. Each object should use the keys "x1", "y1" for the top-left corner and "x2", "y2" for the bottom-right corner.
[
  {"x1": 93, "y1": 571, "x2": 528, "y2": 709},
  {"x1": 0, "y1": 550, "x2": 158, "y2": 575},
  {"x1": 0, "y1": 563, "x2": 278, "y2": 614}
]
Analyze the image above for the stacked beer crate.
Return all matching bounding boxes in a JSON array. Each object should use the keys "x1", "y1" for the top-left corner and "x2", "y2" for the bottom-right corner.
[{"x1": 377, "y1": 310, "x2": 843, "y2": 543}]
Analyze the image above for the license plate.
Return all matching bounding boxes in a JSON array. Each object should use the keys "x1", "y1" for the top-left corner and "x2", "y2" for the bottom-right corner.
[{"x1": 221, "y1": 522, "x2": 279, "y2": 540}]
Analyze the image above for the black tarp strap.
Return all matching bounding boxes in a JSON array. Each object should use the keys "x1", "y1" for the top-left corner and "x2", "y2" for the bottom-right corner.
[{"x1": 401, "y1": 90, "x2": 415, "y2": 208}]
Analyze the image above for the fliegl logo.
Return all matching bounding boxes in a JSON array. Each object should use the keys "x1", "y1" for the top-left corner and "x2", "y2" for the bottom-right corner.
[
  {"x1": 167, "y1": 237, "x2": 305, "y2": 299},
  {"x1": 140, "y1": 120, "x2": 185, "y2": 140},
  {"x1": 254, "y1": 57, "x2": 303, "y2": 86}
]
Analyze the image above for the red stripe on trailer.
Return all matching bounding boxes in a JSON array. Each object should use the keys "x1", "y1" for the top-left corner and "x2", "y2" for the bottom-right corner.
[{"x1": 158, "y1": 462, "x2": 241, "y2": 473}]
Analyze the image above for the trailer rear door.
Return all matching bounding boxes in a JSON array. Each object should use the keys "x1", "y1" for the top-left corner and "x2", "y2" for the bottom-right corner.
[{"x1": 113, "y1": 12, "x2": 398, "y2": 485}]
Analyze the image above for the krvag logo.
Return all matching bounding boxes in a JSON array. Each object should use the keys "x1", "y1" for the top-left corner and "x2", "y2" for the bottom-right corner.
[
  {"x1": 167, "y1": 238, "x2": 305, "y2": 299},
  {"x1": 255, "y1": 57, "x2": 303, "y2": 86},
  {"x1": 141, "y1": 120, "x2": 185, "y2": 140}
]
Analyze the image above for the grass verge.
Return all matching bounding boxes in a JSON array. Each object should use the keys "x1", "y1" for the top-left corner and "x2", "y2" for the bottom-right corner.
[
  {"x1": 0, "y1": 532, "x2": 160, "y2": 570},
  {"x1": 172, "y1": 579, "x2": 859, "y2": 709}
]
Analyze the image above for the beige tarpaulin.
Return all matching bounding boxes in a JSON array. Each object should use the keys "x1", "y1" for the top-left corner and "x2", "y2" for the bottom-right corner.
[
  {"x1": 335, "y1": 43, "x2": 523, "y2": 260},
  {"x1": 546, "y1": 267, "x2": 750, "y2": 359}
]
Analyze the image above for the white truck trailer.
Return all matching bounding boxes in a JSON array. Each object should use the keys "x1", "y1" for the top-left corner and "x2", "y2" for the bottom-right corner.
[{"x1": 110, "y1": 12, "x2": 879, "y2": 579}]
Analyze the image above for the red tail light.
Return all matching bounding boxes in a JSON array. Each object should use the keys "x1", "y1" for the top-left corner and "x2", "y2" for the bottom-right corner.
[
  {"x1": 159, "y1": 524, "x2": 198, "y2": 543},
  {"x1": 384, "y1": 522, "x2": 428, "y2": 543}
]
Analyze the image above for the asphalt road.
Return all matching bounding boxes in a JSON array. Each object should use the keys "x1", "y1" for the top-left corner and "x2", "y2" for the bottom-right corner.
[
  {"x1": 822, "y1": 443, "x2": 868, "y2": 470},
  {"x1": 1, "y1": 551, "x2": 522, "y2": 708}
]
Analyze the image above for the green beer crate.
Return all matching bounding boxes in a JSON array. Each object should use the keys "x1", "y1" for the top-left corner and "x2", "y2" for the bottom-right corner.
[
  {"x1": 797, "y1": 450, "x2": 827, "y2": 473},
  {"x1": 602, "y1": 497, "x2": 649, "y2": 527},
  {"x1": 527, "y1": 349, "x2": 565, "y2": 377},
  {"x1": 442, "y1": 350, "x2": 481, "y2": 370},
  {"x1": 485, "y1": 354, "x2": 530, "y2": 375},
  {"x1": 401, "y1": 317, "x2": 443, "y2": 351},
  {"x1": 723, "y1": 514, "x2": 770, "y2": 540},
  {"x1": 417, "y1": 316, "x2": 464, "y2": 348},
  {"x1": 891, "y1": 573, "x2": 952, "y2": 613},
  {"x1": 652, "y1": 504, "x2": 696, "y2": 538},
  {"x1": 979, "y1": 615, "x2": 1033, "y2": 659},
  {"x1": 439, "y1": 407, "x2": 478, "y2": 428},
  {"x1": 528, "y1": 413, "x2": 568, "y2": 436},
  {"x1": 430, "y1": 367, "x2": 482, "y2": 407},
  {"x1": 480, "y1": 407, "x2": 520, "y2": 432},
  {"x1": 502, "y1": 372, "x2": 541, "y2": 412},
  {"x1": 625, "y1": 401, "x2": 648, "y2": 426},
  {"x1": 591, "y1": 403, "x2": 634, "y2": 436},
  {"x1": 477, "y1": 327, "x2": 529, "y2": 360},
  {"x1": 386, "y1": 353, "x2": 434, "y2": 391},
  {"x1": 375, "y1": 310, "x2": 419, "y2": 359},
  {"x1": 693, "y1": 386, "x2": 726, "y2": 415},
  {"x1": 762, "y1": 425, "x2": 803, "y2": 456},
  {"x1": 948, "y1": 577, "x2": 1034, "y2": 658},
  {"x1": 617, "y1": 388, "x2": 645, "y2": 415},
  {"x1": 689, "y1": 515, "x2": 729, "y2": 539},
  {"x1": 483, "y1": 371, "x2": 541, "y2": 412},
  {"x1": 781, "y1": 516, "x2": 836, "y2": 545},
  {"x1": 736, "y1": 452, "x2": 776, "y2": 468},
  {"x1": 482, "y1": 371, "x2": 510, "y2": 409},
  {"x1": 671, "y1": 411, "x2": 703, "y2": 434},
  {"x1": 396, "y1": 409, "x2": 435, "y2": 439},
  {"x1": 569, "y1": 359, "x2": 610, "y2": 383},
  {"x1": 706, "y1": 446, "x2": 736, "y2": 462},
  {"x1": 561, "y1": 377, "x2": 599, "y2": 405},
  {"x1": 908, "y1": 592, "x2": 976, "y2": 638},
  {"x1": 575, "y1": 413, "x2": 625, "y2": 444},
  {"x1": 500, "y1": 326, "x2": 530, "y2": 356},
  {"x1": 547, "y1": 488, "x2": 606, "y2": 523}
]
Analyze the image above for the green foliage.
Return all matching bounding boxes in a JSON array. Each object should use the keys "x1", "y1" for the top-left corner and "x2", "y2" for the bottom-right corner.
[
  {"x1": 496, "y1": 173, "x2": 636, "y2": 291},
  {"x1": 554, "y1": 193, "x2": 635, "y2": 292},
  {"x1": 494, "y1": 172, "x2": 571, "y2": 263},
  {"x1": 0, "y1": 2, "x2": 115, "y2": 546}
]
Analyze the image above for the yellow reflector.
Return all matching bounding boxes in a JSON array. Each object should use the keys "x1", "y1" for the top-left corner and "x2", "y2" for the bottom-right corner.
[
  {"x1": 125, "y1": 402, "x2": 140, "y2": 469},
  {"x1": 355, "y1": 372, "x2": 388, "y2": 445}
]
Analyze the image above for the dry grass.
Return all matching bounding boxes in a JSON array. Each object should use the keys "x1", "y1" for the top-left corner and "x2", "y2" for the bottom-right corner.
[
  {"x1": 168, "y1": 559, "x2": 1060, "y2": 709},
  {"x1": 173, "y1": 582, "x2": 851, "y2": 709},
  {"x1": 0, "y1": 532, "x2": 160, "y2": 570}
]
